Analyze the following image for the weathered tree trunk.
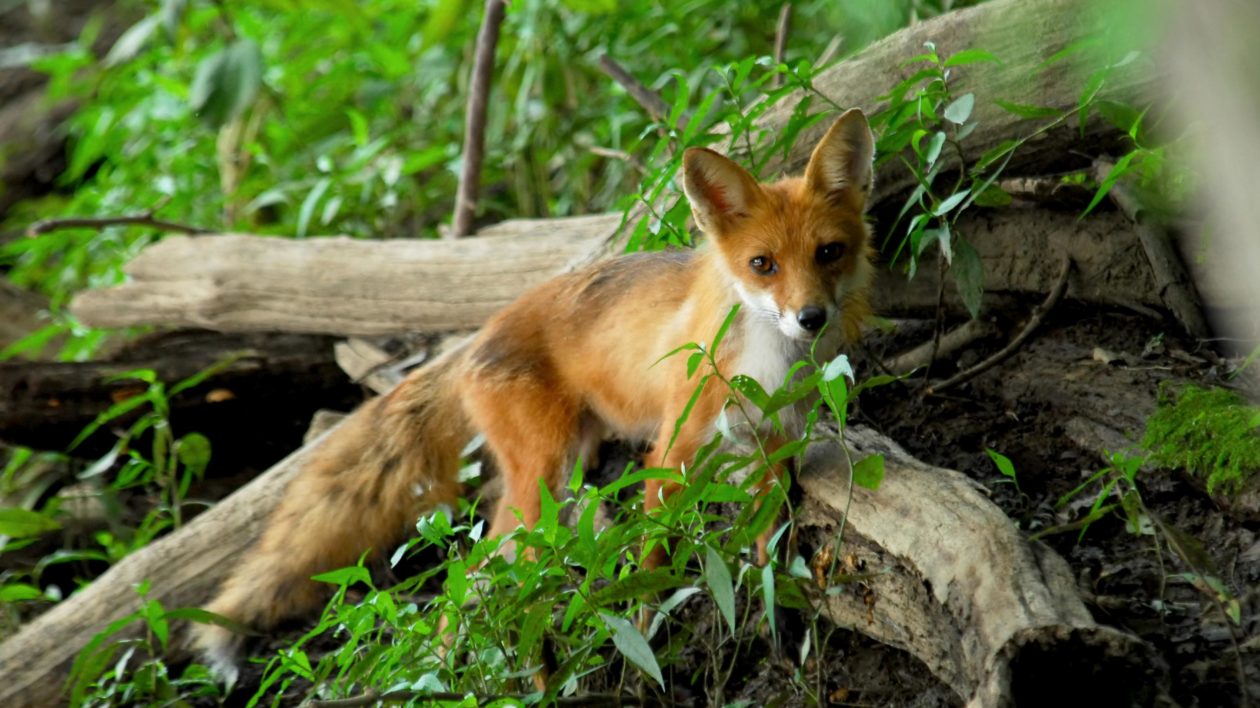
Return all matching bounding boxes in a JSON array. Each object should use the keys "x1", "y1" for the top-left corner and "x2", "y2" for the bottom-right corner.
[
  {"x1": 69, "y1": 208, "x2": 1169, "y2": 336},
  {"x1": 71, "y1": 214, "x2": 621, "y2": 335},
  {"x1": 799, "y1": 428, "x2": 1166, "y2": 707}
]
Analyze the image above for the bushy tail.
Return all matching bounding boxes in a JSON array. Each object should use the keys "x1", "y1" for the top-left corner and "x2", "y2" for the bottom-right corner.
[{"x1": 191, "y1": 352, "x2": 472, "y2": 678}]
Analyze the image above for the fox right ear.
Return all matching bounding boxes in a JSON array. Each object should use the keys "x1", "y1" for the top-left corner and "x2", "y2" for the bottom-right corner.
[
  {"x1": 805, "y1": 108, "x2": 875, "y2": 210},
  {"x1": 682, "y1": 148, "x2": 763, "y2": 234}
]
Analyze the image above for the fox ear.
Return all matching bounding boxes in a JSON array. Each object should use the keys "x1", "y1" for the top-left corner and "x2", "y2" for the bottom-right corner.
[
  {"x1": 805, "y1": 108, "x2": 875, "y2": 209},
  {"x1": 682, "y1": 148, "x2": 763, "y2": 233}
]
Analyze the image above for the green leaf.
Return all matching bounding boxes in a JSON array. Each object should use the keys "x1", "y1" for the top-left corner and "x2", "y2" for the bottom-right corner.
[
  {"x1": 924, "y1": 131, "x2": 946, "y2": 168},
  {"x1": 951, "y1": 239, "x2": 984, "y2": 319},
  {"x1": 986, "y1": 449, "x2": 1018, "y2": 481},
  {"x1": 973, "y1": 185, "x2": 1013, "y2": 208},
  {"x1": 934, "y1": 189, "x2": 971, "y2": 217},
  {"x1": 190, "y1": 39, "x2": 263, "y2": 128},
  {"x1": 160, "y1": 0, "x2": 187, "y2": 40},
  {"x1": 761, "y1": 564, "x2": 776, "y2": 640},
  {"x1": 599, "y1": 612, "x2": 664, "y2": 689},
  {"x1": 1082, "y1": 151, "x2": 1138, "y2": 218},
  {"x1": 143, "y1": 599, "x2": 169, "y2": 650},
  {"x1": 852, "y1": 454, "x2": 884, "y2": 490},
  {"x1": 175, "y1": 433, "x2": 212, "y2": 476},
  {"x1": 312, "y1": 565, "x2": 372, "y2": 587},
  {"x1": 919, "y1": 225, "x2": 952, "y2": 264},
  {"x1": 944, "y1": 49, "x2": 1000, "y2": 67},
  {"x1": 297, "y1": 177, "x2": 332, "y2": 238},
  {"x1": 593, "y1": 568, "x2": 684, "y2": 605},
  {"x1": 0, "y1": 507, "x2": 60, "y2": 538},
  {"x1": 821, "y1": 354, "x2": 853, "y2": 383},
  {"x1": 710, "y1": 303, "x2": 741, "y2": 353},
  {"x1": 704, "y1": 545, "x2": 736, "y2": 633},
  {"x1": 943, "y1": 93, "x2": 975, "y2": 125},
  {"x1": 105, "y1": 15, "x2": 160, "y2": 66},
  {"x1": 0, "y1": 583, "x2": 44, "y2": 602}
]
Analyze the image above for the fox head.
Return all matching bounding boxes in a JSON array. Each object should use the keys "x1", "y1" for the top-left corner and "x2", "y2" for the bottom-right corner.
[{"x1": 683, "y1": 108, "x2": 874, "y2": 343}]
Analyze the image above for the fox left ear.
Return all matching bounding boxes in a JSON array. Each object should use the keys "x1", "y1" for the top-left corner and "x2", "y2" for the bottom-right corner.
[
  {"x1": 805, "y1": 108, "x2": 875, "y2": 210},
  {"x1": 682, "y1": 147, "x2": 764, "y2": 234}
]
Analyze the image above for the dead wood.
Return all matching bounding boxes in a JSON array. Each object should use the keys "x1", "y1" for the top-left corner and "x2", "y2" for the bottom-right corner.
[
  {"x1": 71, "y1": 214, "x2": 621, "y2": 335},
  {"x1": 450, "y1": 0, "x2": 508, "y2": 239},
  {"x1": 926, "y1": 255, "x2": 1072, "y2": 395},
  {"x1": 0, "y1": 330, "x2": 359, "y2": 461},
  {"x1": 71, "y1": 207, "x2": 1164, "y2": 337},
  {"x1": 742, "y1": 0, "x2": 1154, "y2": 202},
  {"x1": 799, "y1": 427, "x2": 1167, "y2": 707},
  {"x1": 1094, "y1": 158, "x2": 1212, "y2": 340},
  {"x1": 886, "y1": 318, "x2": 1000, "y2": 375}
]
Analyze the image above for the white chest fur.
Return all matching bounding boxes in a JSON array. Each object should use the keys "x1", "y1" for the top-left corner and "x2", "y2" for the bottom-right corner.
[{"x1": 727, "y1": 313, "x2": 811, "y2": 439}]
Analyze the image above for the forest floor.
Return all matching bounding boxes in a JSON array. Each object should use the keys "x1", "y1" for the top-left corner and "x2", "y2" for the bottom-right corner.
[{"x1": 188, "y1": 303, "x2": 1259, "y2": 707}]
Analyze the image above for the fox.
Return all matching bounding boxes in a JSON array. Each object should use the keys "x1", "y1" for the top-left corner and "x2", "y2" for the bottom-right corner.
[{"x1": 191, "y1": 108, "x2": 875, "y2": 678}]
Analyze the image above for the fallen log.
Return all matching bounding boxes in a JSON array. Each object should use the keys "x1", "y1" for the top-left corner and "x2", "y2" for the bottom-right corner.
[
  {"x1": 71, "y1": 215, "x2": 620, "y2": 335},
  {"x1": 0, "y1": 330, "x2": 361, "y2": 464},
  {"x1": 799, "y1": 428, "x2": 1166, "y2": 707},
  {"x1": 70, "y1": 207, "x2": 1167, "y2": 337},
  {"x1": 744, "y1": 0, "x2": 1155, "y2": 199},
  {"x1": 0, "y1": 417, "x2": 1164, "y2": 707}
]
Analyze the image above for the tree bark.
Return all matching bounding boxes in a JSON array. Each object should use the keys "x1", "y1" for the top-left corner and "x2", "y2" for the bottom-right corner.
[
  {"x1": 71, "y1": 214, "x2": 621, "y2": 335},
  {"x1": 70, "y1": 208, "x2": 1168, "y2": 336},
  {"x1": 799, "y1": 428, "x2": 1166, "y2": 707}
]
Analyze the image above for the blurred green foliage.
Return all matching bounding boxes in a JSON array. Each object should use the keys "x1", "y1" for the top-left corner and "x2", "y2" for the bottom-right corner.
[{"x1": 0, "y1": 0, "x2": 982, "y2": 358}]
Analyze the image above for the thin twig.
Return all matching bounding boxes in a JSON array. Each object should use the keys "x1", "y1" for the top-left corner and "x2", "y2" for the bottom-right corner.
[
  {"x1": 306, "y1": 689, "x2": 642, "y2": 707},
  {"x1": 926, "y1": 255, "x2": 1073, "y2": 395},
  {"x1": 887, "y1": 318, "x2": 1000, "y2": 375},
  {"x1": 450, "y1": 0, "x2": 508, "y2": 239},
  {"x1": 597, "y1": 54, "x2": 680, "y2": 132},
  {"x1": 922, "y1": 255, "x2": 949, "y2": 381},
  {"x1": 589, "y1": 146, "x2": 647, "y2": 174},
  {"x1": 771, "y1": 3, "x2": 793, "y2": 89},
  {"x1": 27, "y1": 198, "x2": 211, "y2": 237}
]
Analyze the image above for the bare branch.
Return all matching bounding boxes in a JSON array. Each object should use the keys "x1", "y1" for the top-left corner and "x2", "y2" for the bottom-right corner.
[
  {"x1": 771, "y1": 3, "x2": 793, "y2": 89},
  {"x1": 27, "y1": 199, "x2": 210, "y2": 237},
  {"x1": 450, "y1": 0, "x2": 508, "y2": 239},
  {"x1": 926, "y1": 255, "x2": 1073, "y2": 395},
  {"x1": 597, "y1": 54, "x2": 681, "y2": 132}
]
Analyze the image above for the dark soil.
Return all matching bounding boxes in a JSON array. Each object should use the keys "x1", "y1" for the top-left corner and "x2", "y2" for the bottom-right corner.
[{"x1": 851, "y1": 305, "x2": 1260, "y2": 707}]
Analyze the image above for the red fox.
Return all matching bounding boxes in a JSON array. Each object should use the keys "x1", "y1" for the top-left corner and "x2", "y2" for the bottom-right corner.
[{"x1": 191, "y1": 108, "x2": 875, "y2": 677}]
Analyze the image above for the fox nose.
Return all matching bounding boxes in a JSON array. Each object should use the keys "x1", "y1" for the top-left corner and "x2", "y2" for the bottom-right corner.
[{"x1": 797, "y1": 306, "x2": 827, "y2": 332}]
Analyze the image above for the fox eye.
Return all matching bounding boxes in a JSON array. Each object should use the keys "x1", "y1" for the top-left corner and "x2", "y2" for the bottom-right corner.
[
  {"x1": 749, "y1": 256, "x2": 777, "y2": 275},
  {"x1": 816, "y1": 242, "x2": 847, "y2": 264}
]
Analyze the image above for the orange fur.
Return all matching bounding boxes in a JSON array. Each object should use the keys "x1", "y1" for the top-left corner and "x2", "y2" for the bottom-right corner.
[{"x1": 191, "y1": 110, "x2": 876, "y2": 675}]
